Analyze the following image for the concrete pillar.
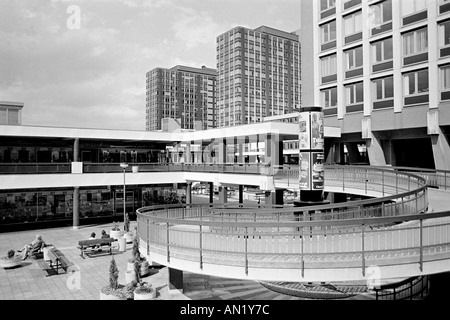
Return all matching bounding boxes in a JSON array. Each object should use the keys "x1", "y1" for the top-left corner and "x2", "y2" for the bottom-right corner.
[
  {"x1": 209, "y1": 182, "x2": 214, "y2": 203},
  {"x1": 168, "y1": 268, "x2": 184, "y2": 293},
  {"x1": 73, "y1": 138, "x2": 79, "y2": 162},
  {"x1": 186, "y1": 182, "x2": 192, "y2": 204},
  {"x1": 219, "y1": 186, "x2": 228, "y2": 203},
  {"x1": 264, "y1": 189, "x2": 284, "y2": 205},
  {"x1": 238, "y1": 185, "x2": 244, "y2": 204},
  {"x1": 217, "y1": 138, "x2": 227, "y2": 164},
  {"x1": 73, "y1": 186, "x2": 79, "y2": 229},
  {"x1": 185, "y1": 142, "x2": 191, "y2": 164},
  {"x1": 431, "y1": 129, "x2": 450, "y2": 170},
  {"x1": 236, "y1": 137, "x2": 244, "y2": 163},
  {"x1": 367, "y1": 133, "x2": 387, "y2": 166}
]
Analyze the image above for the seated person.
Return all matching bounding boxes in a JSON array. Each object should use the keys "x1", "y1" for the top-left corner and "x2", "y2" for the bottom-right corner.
[
  {"x1": 101, "y1": 230, "x2": 109, "y2": 239},
  {"x1": 18, "y1": 235, "x2": 45, "y2": 260},
  {"x1": 89, "y1": 232, "x2": 96, "y2": 240},
  {"x1": 100, "y1": 230, "x2": 111, "y2": 247}
]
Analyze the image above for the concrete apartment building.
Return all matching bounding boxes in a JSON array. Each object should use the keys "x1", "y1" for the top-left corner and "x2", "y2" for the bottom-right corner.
[
  {"x1": 216, "y1": 25, "x2": 302, "y2": 128},
  {"x1": 301, "y1": 0, "x2": 450, "y2": 170},
  {"x1": 145, "y1": 65, "x2": 217, "y2": 131}
]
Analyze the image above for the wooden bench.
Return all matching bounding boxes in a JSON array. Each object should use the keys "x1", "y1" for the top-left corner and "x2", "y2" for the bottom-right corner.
[
  {"x1": 77, "y1": 238, "x2": 116, "y2": 259},
  {"x1": 45, "y1": 248, "x2": 73, "y2": 276}
]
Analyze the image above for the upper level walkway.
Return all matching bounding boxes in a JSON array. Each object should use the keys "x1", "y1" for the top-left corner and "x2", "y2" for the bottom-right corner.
[{"x1": 136, "y1": 165, "x2": 450, "y2": 283}]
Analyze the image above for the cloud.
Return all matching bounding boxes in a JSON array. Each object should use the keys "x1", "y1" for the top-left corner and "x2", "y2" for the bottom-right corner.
[{"x1": 172, "y1": 8, "x2": 223, "y2": 50}]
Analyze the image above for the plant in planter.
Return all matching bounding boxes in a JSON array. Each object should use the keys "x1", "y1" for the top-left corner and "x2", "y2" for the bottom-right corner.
[
  {"x1": 131, "y1": 236, "x2": 149, "y2": 276},
  {"x1": 110, "y1": 223, "x2": 122, "y2": 240},
  {"x1": 134, "y1": 282, "x2": 156, "y2": 300},
  {"x1": 123, "y1": 214, "x2": 133, "y2": 243},
  {"x1": 0, "y1": 249, "x2": 22, "y2": 269},
  {"x1": 100, "y1": 257, "x2": 134, "y2": 300}
]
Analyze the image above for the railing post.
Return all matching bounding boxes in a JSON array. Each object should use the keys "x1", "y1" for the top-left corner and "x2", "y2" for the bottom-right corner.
[
  {"x1": 301, "y1": 227, "x2": 304, "y2": 278},
  {"x1": 382, "y1": 170, "x2": 385, "y2": 196},
  {"x1": 365, "y1": 168, "x2": 368, "y2": 194},
  {"x1": 396, "y1": 173, "x2": 398, "y2": 194},
  {"x1": 245, "y1": 226, "x2": 248, "y2": 276},
  {"x1": 166, "y1": 208, "x2": 170, "y2": 263},
  {"x1": 342, "y1": 166, "x2": 345, "y2": 191},
  {"x1": 146, "y1": 219, "x2": 150, "y2": 256},
  {"x1": 419, "y1": 219, "x2": 423, "y2": 272},
  {"x1": 362, "y1": 224, "x2": 365, "y2": 276},
  {"x1": 445, "y1": 172, "x2": 447, "y2": 190},
  {"x1": 199, "y1": 225, "x2": 203, "y2": 270},
  {"x1": 166, "y1": 222, "x2": 170, "y2": 263}
]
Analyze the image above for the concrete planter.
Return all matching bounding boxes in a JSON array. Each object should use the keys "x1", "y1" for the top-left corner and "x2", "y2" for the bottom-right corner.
[
  {"x1": 133, "y1": 290, "x2": 156, "y2": 300},
  {"x1": 0, "y1": 255, "x2": 22, "y2": 269},
  {"x1": 99, "y1": 291, "x2": 126, "y2": 300},
  {"x1": 110, "y1": 229, "x2": 122, "y2": 240}
]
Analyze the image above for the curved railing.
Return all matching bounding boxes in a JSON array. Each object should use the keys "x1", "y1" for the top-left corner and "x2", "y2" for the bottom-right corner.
[
  {"x1": 135, "y1": 166, "x2": 450, "y2": 282},
  {"x1": 137, "y1": 204, "x2": 450, "y2": 281},
  {"x1": 373, "y1": 275, "x2": 430, "y2": 300},
  {"x1": 274, "y1": 164, "x2": 450, "y2": 191}
]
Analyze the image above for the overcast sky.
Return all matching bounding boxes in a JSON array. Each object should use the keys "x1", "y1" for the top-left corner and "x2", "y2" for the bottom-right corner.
[{"x1": 0, "y1": 0, "x2": 301, "y2": 130}]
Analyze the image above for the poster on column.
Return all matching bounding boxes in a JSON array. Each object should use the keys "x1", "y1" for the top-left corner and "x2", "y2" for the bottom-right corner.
[
  {"x1": 299, "y1": 152, "x2": 311, "y2": 190},
  {"x1": 298, "y1": 113, "x2": 310, "y2": 150},
  {"x1": 310, "y1": 111, "x2": 324, "y2": 150},
  {"x1": 312, "y1": 152, "x2": 324, "y2": 190}
]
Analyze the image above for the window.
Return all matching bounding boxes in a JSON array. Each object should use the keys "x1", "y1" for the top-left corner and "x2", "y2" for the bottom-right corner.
[
  {"x1": 344, "y1": 11, "x2": 362, "y2": 36},
  {"x1": 371, "y1": 37, "x2": 393, "y2": 63},
  {"x1": 369, "y1": 0, "x2": 392, "y2": 28},
  {"x1": 372, "y1": 76, "x2": 394, "y2": 101},
  {"x1": 346, "y1": 82, "x2": 364, "y2": 105},
  {"x1": 403, "y1": 69, "x2": 429, "y2": 96},
  {"x1": 321, "y1": 87, "x2": 337, "y2": 108},
  {"x1": 403, "y1": 28, "x2": 428, "y2": 56},
  {"x1": 441, "y1": 65, "x2": 450, "y2": 91},
  {"x1": 321, "y1": 20, "x2": 336, "y2": 44},
  {"x1": 321, "y1": 54, "x2": 337, "y2": 77},
  {"x1": 402, "y1": 0, "x2": 427, "y2": 16},
  {"x1": 345, "y1": 46, "x2": 363, "y2": 70},
  {"x1": 321, "y1": 0, "x2": 336, "y2": 11},
  {"x1": 439, "y1": 20, "x2": 450, "y2": 47}
]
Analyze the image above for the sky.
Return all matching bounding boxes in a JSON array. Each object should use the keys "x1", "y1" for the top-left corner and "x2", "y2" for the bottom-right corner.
[{"x1": 0, "y1": 0, "x2": 301, "y2": 131}]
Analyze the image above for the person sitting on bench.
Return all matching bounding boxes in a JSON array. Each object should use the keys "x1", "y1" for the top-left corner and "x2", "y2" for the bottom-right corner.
[
  {"x1": 18, "y1": 235, "x2": 45, "y2": 260},
  {"x1": 89, "y1": 232, "x2": 102, "y2": 251}
]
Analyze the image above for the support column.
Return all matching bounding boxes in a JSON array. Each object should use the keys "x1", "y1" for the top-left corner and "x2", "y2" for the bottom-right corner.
[
  {"x1": 168, "y1": 268, "x2": 184, "y2": 294},
  {"x1": 209, "y1": 182, "x2": 214, "y2": 203},
  {"x1": 73, "y1": 186, "x2": 79, "y2": 229},
  {"x1": 264, "y1": 189, "x2": 284, "y2": 205},
  {"x1": 186, "y1": 182, "x2": 192, "y2": 204},
  {"x1": 366, "y1": 130, "x2": 387, "y2": 166},
  {"x1": 431, "y1": 129, "x2": 450, "y2": 170},
  {"x1": 73, "y1": 138, "x2": 79, "y2": 162},
  {"x1": 219, "y1": 186, "x2": 228, "y2": 203},
  {"x1": 238, "y1": 185, "x2": 244, "y2": 204}
]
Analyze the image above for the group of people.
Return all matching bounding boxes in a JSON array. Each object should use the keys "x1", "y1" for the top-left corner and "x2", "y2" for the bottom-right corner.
[
  {"x1": 89, "y1": 230, "x2": 110, "y2": 240},
  {"x1": 88, "y1": 230, "x2": 110, "y2": 251},
  {"x1": 17, "y1": 229, "x2": 114, "y2": 260}
]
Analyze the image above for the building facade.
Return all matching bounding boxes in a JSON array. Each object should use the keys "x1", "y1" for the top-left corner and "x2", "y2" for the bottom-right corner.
[
  {"x1": 301, "y1": 0, "x2": 450, "y2": 169},
  {"x1": 216, "y1": 25, "x2": 301, "y2": 128},
  {"x1": 146, "y1": 65, "x2": 217, "y2": 131}
]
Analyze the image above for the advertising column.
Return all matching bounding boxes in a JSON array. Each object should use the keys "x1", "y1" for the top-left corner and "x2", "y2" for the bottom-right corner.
[{"x1": 297, "y1": 106, "x2": 325, "y2": 204}]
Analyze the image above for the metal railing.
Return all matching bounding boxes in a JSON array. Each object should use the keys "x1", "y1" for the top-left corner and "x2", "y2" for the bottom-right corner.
[
  {"x1": 83, "y1": 162, "x2": 271, "y2": 175},
  {"x1": 273, "y1": 164, "x2": 450, "y2": 191},
  {"x1": 0, "y1": 163, "x2": 71, "y2": 174},
  {"x1": 374, "y1": 275, "x2": 430, "y2": 300},
  {"x1": 137, "y1": 203, "x2": 450, "y2": 279}
]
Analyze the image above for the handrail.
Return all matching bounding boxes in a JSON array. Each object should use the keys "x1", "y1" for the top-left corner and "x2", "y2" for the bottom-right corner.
[
  {"x1": 374, "y1": 275, "x2": 430, "y2": 300},
  {"x1": 134, "y1": 166, "x2": 450, "y2": 281},
  {"x1": 0, "y1": 163, "x2": 71, "y2": 174}
]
